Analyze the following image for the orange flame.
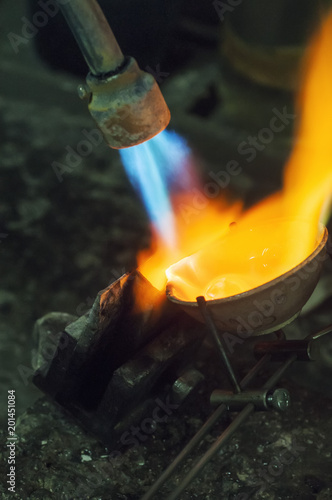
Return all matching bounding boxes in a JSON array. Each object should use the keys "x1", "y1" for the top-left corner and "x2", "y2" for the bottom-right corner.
[
  {"x1": 138, "y1": 193, "x2": 242, "y2": 290},
  {"x1": 140, "y1": 12, "x2": 332, "y2": 301}
]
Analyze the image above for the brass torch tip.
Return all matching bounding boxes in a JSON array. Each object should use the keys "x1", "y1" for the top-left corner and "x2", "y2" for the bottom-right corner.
[{"x1": 83, "y1": 57, "x2": 171, "y2": 149}]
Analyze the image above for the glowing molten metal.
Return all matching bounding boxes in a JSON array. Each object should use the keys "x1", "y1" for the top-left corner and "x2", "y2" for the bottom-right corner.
[{"x1": 139, "y1": 12, "x2": 332, "y2": 302}]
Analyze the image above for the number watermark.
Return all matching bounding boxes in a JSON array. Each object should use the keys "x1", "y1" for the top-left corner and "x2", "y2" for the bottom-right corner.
[{"x1": 7, "y1": 390, "x2": 16, "y2": 493}]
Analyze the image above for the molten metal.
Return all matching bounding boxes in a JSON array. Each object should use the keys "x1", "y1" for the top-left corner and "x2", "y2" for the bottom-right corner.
[{"x1": 166, "y1": 226, "x2": 328, "y2": 336}]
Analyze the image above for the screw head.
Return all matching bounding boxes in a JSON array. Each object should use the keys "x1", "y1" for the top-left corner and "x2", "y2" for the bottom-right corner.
[
  {"x1": 267, "y1": 388, "x2": 291, "y2": 411},
  {"x1": 77, "y1": 84, "x2": 91, "y2": 101}
]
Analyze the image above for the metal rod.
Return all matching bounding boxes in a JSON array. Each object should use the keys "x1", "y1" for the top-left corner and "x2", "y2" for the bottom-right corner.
[
  {"x1": 58, "y1": 0, "x2": 124, "y2": 75},
  {"x1": 254, "y1": 340, "x2": 310, "y2": 362},
  {"x1": 255, "y1": 327, "x2": 332, "y2": 362},
  {"x1": 141, "y1": 404, "x2": 228, "y2": 500},
  {"x1": 308, "y1": 323, "x2": 332, "y2": 341},
  {"x1": 263, "y1": 355, "x2": 297, "y2": 390},
  {"x1": 141, "y1": 354, "x2": 270, "y2": 500},
  {"x1": 166, "y1": 403, "x2": 255, "y2": 500},
  {"x1": 164, "y1": 354, "x2": 297, "y2": 500},
  {"x1": 239, "y1": 353, "x2": 271, "y2": 388},
  {"x1": 196, "y1": 296, "x2": 241, "y2": 394}
]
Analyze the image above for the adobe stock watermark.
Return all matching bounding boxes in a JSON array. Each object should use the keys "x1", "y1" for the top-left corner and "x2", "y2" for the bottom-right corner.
[
  {"x1": 145, "y1": 64, "x2": 170, "y2": 85},
  {"x1": 17, "y1": 274, "x2": 138, "y2": 387},
  {"x1": 235, "y1": 438, "x2": 306, "y2": 499},
  {"x1": 72, "y1": 395, "x2": 179, "y2": 498},
  {"x1": 51, "y1": 63, "x2": 169, "y2": 182},
  {"x1": 179, "y1": 160, "x2": 242, "y2": 224},
  {"x1": 52, "y1": 128, "x2": 103, "y2": 182},
  {"x1": 17, "y1": 293, "x2": 98, "y2": 386},
  {"x1": 221, "y1": 233, "x2": 332, "y2": 355},
  {"x1": 213, "y1": 0, "x2": 243, "y2": 22},
  {"x1": 178, "y1": 106, "x2": 296, "y2": 224},
  {"x1": 237, "y1": 107, "x2": 296, "y2": 162},
  {"x1": 17, "y1": 326, "x2": 70, "y2": 387},
  {"x1": 7, "y1": 0, "x2": 71, "y2": 54},
  {"x1": 107, "y1": 395, "x2": 179, "y2": 465}
]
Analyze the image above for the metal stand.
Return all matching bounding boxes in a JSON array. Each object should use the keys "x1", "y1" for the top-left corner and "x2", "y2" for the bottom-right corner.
[{"x1": 141, "y1": 298, "x2": 332, "y2": 500}]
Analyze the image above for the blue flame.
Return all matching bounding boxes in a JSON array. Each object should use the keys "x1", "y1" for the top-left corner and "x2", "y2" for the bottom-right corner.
[{"x1": 119, "y1": 129, "x2": 194, "y2": 247}]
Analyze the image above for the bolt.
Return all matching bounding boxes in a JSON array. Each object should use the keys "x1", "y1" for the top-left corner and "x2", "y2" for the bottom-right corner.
[
  {"x1": 267, "y1": 388, "x2": 291, "y2": 411},
  {"x1": 171, "y1": 369, "x2": 204, "y2": 404},
  {"x1": 77, "y1": 84, "x2": 91, "y2": 101}
]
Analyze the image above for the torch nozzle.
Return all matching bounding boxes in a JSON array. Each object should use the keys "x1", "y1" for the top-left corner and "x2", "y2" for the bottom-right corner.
[{"x1": 59, "y1": 0, "x2": 170, "y2": 148}]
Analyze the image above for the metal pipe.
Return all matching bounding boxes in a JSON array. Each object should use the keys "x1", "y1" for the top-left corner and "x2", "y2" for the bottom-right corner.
[
  {"x1": 140, "y1": 354, "x2": 270, "y2": 500},
  {"x1": 166, "y1": 404, "x2": 255, "y2": 500},
  {"x1": 58, "y1": 0, "x2": 124, "y2": 76},
  {"x1": 263, "y1": 355, "x2": 297, "y2": 390}
]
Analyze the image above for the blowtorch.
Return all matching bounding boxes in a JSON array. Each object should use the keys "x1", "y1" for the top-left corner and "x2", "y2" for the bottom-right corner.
[{"x1": 58, "y1": 0, "x2": 171, "y2": 149}]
